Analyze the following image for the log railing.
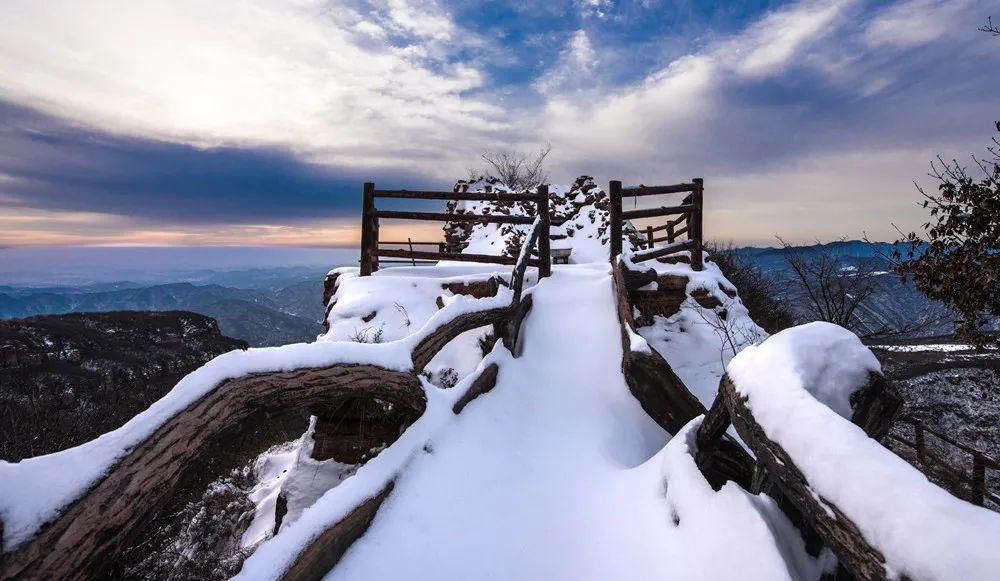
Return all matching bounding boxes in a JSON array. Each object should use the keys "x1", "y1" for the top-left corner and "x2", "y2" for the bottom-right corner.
[
  {"x1": 0, "y1": 228, "x2": 550, "y2": 580},
  {"x1": 694, "y1": 371, "x2": 913, "y2": 579},
  {"x1": 360, "y1": 182, "x2": 551, "y2": 277},
  {"x1": 609, "y1": 179, "x2": 704, "y2": 270},
  {"x1": 888, "y1": 416, "x2": 1000, "y2": 508}
]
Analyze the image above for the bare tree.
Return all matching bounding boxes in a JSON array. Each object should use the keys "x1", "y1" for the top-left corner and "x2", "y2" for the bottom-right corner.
[
  {"x1": 980, "y1": 16, "x2": 1000, "y2": 36},
  {"x1": 777, "y1": 237, "x2": 881, "y2": 333},
  {"x1": 478, "y1": 144, "x2": 551, "y2": 191}
]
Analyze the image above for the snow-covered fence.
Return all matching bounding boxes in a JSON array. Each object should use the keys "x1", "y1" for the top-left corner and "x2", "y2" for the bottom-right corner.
[
  {"x1": 608, "y1": 178, "x2": 704, "y2": 270},
  {"x1": 0, "y1": 262, "x2": 540, "y2": 579},
  {"x1": 360, "y1": 182, "x2": 552, "y2": 277},
  {"x1": 610, "y1": 259, "x2": 754, "y2": 488},
  {"x1": 694, "y1": 323, "x2": 1000, "y2": 580}
]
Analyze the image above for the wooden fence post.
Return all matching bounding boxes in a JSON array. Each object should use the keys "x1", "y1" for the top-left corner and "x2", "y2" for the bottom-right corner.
[
  {"x1": 646, "y1": 225, "x2": 654, "y2": 249},
  {"x1": 360, "y1": 182, "x2": 376, "y2": 276},
  {"x1": 915, "y1": 424, "x2": 925, "y2": 466},
  {"x1": 537, "y1": 185, "x2": 552, "y2": 278},
  {"x1": 690, "y1": 178, "x2": 704, "y2": 271},
  {"x1": 667, "y1": 222, "x2": 675, "y2": 244},
  {"x1": 609, "y1": 180, "x2": 623, "y2": 261},
  {"x1": 972, "y1": 454, "x2": 986, "y2": 506},
  {"x1": 407, "y1": 237, "x2": 416, "y2": 266}
]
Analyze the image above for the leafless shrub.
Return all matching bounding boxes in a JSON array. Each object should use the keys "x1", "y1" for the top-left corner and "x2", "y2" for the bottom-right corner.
[
  {"x1": 777, "y1": 236, "x2": 882, "y2": 334},
  {"x1": 350, "y1": 324, "x2": 385, "y2": 344},
  {"x1": 707, "y1": 243, "x2": 795, "y2": 334},
  {"x1": 478, "y1": 144, "x2": 552, "y2": 192}
]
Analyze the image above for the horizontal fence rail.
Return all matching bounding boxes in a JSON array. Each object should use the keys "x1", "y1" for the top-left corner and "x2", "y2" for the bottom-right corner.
[
  {"x1": 609, "y1": 178, "x2": 704, "y2": 270},
  {"x1": 359, "y1": 182, "x2": 551, "y2": 277},
  {"x1": 887, "y1": 417, "x2": 1000, "y2": 508}
]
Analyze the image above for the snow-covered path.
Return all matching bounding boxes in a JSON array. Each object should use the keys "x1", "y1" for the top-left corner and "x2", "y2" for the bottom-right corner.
[{"x1": 327, "y1": 264, "x2": 807, "y2": 581}]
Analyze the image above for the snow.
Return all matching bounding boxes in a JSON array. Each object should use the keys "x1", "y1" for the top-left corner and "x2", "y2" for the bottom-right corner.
[
  {"x1": 316, "y1": 265, "x2": 816, "y2": 580},
  {"x1": 871, "y1": 343, "x2": 997, "y2": 353},
  {"x1": 728, "y1": 322, "x2": 880, "y2": 419},
  {"x1": 0, "y1": 286, "x2": 512, "y2": 551},
  {"x1": 632, "y1": 255, "x2": 765, "y2": 408},
  {"x1": 727, "y1": 322, "x2": 1000, "y2": 580}
]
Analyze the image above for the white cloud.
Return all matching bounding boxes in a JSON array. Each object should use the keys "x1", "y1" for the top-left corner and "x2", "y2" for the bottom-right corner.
[
  {"x1": 0, "y1": 0, "x2": 500, "y2": 176},
  {"x1": 864, "y1": 0, "x2": 973, "y2": 48},
  {"x1": 534, "y1": 30, "x2": 598, "y2": 94}
]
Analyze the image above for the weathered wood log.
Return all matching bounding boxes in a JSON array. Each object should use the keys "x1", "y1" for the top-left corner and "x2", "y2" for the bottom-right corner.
[
  {"x1": 279, "y1": 483, "x2": 394, "y2": 581},
  {"x1": 694, "y1": 392, "x2": 730, "y2": 474},
  {"x1": 689, "y1": 178, "x2": 704, "y2": 271},
  {"x1": 0, "y1": 365, "x2": 424, "y2": 581},
  {"x1": 849, "y1": 373, "x2": 903, "y2": 441},
  {"x1": 452, "y1": 363, "x2": 500, "y2": 414},
  {"x1": 376, "y1": 248, "x2": 538, "y2": 267},
  {"x1": 537, "y1": 185, "x2": 551, "y2": 278},
  {"x1": 369, "y1": 210, "x2": 536, "y2": 225},
  {"x1": 511, "y1": 219, "x2": 543, "y2": 303},
  {"x1": 360, "y1": 182, "x2": 377, "y2": 276},
  {"x1": 609, "y1": 180, "x2": 623, "y2": 259},
  {"x1": 411, "y1": 305, "x2": 513, "y2": 372},
  {"x1": 719, "y1": 375, "x2": 890, "y2": 580},
  {"x1": 621, "y1": 204, "x2": 697, "y2": 221},
  {"x1": 500, "y1": 293, "x2": 533, "y2": 355},
  {"x1": 373, "y1": 190, "x2": 543, "y2": 202},
  {"x1": 611, "y1": 261, "x2": 704, "y2": 435},
  {"x1": 620, "y1": 183, "x2": 698, "y2": 196},
  {"x1": 631, "y1": 240, "x2": 694, "y2": 263}
]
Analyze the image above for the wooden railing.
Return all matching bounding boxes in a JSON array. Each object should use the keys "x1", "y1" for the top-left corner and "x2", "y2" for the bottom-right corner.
[
  {"x1": 695, "y1": 372, "x2": 907, "y2": 579},
  {"x1": 888, "y1": 417, "x2": 1000, "y2": 508},
  {"x1": 608, "y1": 179, "x2": 704, "y2": 270},
  {"x1": 360, "y1": 182, "x2": 551, "y2": 277}
]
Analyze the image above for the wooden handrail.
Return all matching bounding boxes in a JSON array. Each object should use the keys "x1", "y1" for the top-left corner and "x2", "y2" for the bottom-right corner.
[
  {"x1": 631, "y1": 240, "x2": 694, "y2": 262},
  {"x1": 373, "y1": 189, "x2": 544, "y2": 202},
  {"x1": 620, "y1": 183, "x2": 698, "y2": 196},
  {"x1": 369, "y1": 210, "x2": 536, "y2": 224},
  {"x1": 621, "y1": 204, "x2": 698, "y2": 221}
]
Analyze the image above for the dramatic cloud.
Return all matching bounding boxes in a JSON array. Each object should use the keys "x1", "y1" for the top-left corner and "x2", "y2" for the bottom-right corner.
[{"x1": 0, "y1": 0, "x2": 998, "y2": 246}]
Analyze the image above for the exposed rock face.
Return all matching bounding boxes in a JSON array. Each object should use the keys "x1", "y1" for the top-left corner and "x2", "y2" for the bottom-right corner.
[{"x1": 0, "y1": 310, "x2": 247, "y2": 461}]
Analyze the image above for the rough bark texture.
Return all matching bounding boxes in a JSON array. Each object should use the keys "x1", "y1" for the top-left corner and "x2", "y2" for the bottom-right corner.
[
  {"x1": 719, "y1": 376, "x2": 890, "y2": 580},
  {"x1": 612, "y1": 261, "x2": 706, "y2": 435},
  {"x1": 0, "y1": 365, "x2": 423, "y2": 581},
  {"x1": 411, "y1": 306, "x2": 512, "y2": 372},
  {"x1": 849, "y1": 373, "x2": 903, "y2": 442},
  {"x1": 279, "y1": 483, "x2": 394, "y2": 581},
  {"x1": 452, "y1": 363, "x2": 501, "y2": 414}
]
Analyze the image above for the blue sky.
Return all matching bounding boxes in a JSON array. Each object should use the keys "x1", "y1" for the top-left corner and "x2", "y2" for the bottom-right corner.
[{"x1": 0, "y1": 0, "x2": 997, "y2": 246}]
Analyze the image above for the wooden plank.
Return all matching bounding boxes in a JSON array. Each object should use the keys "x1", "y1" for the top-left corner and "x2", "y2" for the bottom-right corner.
[
  {"x1": 370, "y1": 210, "x2": 536, "y2": 224},
  {"x1": 620, "y1": 183, "x2": 698, "y2": 196},
  {"x1": 373, "y1": 189, "x2": 543, "y2": 202},
  {"x1": 621, "y1": 204, "x2": 698, "y2": 221},
  {"x1": 631, "y1": 240, "x2": 694, "y2": 263}
]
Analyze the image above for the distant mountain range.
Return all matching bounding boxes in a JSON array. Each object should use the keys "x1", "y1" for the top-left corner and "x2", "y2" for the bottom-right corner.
[
  {"x1": 0, "y1": 277, "x2": 326, "y2": 347},
  {"x1": 0, "y1": 240, "x2": 965, "y2": 345}
]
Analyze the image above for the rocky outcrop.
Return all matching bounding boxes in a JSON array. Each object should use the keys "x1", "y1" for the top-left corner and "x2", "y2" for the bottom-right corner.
[{"x1": 0, "y1": 310, "x2": 247, "y2": 461}]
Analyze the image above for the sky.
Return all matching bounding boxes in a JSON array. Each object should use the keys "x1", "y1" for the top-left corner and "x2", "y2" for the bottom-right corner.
[{"x1": 0, "y1": 0, "x2": 998, "y2": 247}]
